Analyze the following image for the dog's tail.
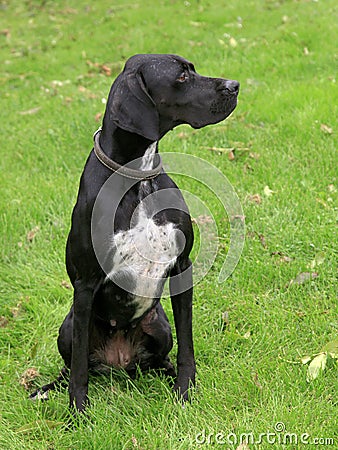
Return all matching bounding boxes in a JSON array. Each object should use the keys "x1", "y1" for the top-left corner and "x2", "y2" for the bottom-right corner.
[{"x1": 29, "y1": 367, "x2": 69, "y2": 401}]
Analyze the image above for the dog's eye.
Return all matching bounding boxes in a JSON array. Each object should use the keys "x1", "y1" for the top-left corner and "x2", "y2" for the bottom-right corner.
[{"x1": 177, "y1": 72, "x2": 188, "y2": 83}]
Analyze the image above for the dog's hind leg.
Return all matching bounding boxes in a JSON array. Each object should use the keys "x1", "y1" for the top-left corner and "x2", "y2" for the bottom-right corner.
[
  {"x1": 29, "y1": 367, "x2": 69, "y2": 401},
  {"x1": 29, "y1": 309, "x2": 73, "y2": 401}
]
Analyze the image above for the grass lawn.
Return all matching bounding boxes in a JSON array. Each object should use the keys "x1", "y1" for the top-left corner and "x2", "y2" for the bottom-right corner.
[{"x1": 0, "y1": 0, "x2": 337, "y2": 449}]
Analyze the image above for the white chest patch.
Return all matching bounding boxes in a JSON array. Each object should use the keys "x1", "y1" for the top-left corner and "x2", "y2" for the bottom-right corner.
[
  {"x1": 105, "y1": 144, "x2": 182, "y2": 320},
  {"x1": 107, "y1": 207, "x2": 179, "y2": 319}
]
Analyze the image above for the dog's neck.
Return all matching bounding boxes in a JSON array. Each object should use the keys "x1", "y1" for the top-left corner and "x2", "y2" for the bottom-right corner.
[{"x1": 99, "y1": 125, "x2": 157, "y2": 166}]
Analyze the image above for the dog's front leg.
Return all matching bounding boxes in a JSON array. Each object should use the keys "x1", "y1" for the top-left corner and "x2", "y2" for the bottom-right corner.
[
  {"x1": 169, "y1": 259, "x2": 196, "y2": 401},
  {"x1": 69, "y1": 279, "x2": 93, "y2": 412}
]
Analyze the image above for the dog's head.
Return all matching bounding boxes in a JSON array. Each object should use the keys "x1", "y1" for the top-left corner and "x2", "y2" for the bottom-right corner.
[{"x1": 106, "y1": 54, "x2": 239, "y2": 141}]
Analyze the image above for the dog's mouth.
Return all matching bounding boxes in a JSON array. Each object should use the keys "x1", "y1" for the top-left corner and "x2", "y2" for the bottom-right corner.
[{"x1": 189, "y1": 96, "x2": 238, "y2": 129}]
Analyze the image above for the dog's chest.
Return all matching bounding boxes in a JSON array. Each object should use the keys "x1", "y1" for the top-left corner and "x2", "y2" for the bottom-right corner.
[{"x1": 107, "y1": 181, "x2": 179, "y2": 321}]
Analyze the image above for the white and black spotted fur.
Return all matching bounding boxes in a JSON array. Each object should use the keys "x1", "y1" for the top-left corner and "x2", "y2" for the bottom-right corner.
[{"x1": 30, "y1": 54, "x2": 239, "y2": 412}]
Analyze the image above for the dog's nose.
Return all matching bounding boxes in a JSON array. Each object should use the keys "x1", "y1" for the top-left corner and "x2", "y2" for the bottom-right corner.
[{"x1": 225, "y1": 79, "x2": 240, "y2": 94}]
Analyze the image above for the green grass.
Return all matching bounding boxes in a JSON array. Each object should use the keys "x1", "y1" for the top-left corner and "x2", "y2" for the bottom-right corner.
[{"x1": 1, "y1": 0, "x2": 337, "y2": 448}]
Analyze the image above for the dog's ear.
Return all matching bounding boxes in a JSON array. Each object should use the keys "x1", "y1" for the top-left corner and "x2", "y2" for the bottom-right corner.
[{"x1": 108, "y1": 70, "x2": 160, "y2": 141}]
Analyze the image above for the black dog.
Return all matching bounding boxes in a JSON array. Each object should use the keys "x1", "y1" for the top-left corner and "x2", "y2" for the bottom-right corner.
[{"x1": 30, "y1": 54, "x2": 239, "y2": 412}]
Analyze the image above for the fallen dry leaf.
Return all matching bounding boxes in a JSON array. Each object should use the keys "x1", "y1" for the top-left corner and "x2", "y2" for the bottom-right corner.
[
  {"x1": 10, "y1": 301, "x2": 23, "y2": 317},
  {"x1": 303, "y1": 47, "x2": 310, "y2": 56},
  {"x1": 252, "y1": 371, "x2": 263, "y2": 389},
  {"x1": 0, "y1": 316, "x2": 9, "y2": 327},
  {"x1": 101, "y1": 64, "x2": 111, "y2": 76},
  {"x1": 195, "y1": 215, "x2": 213, "y2": 225},
  {"x1": 86, "y1": 60, "x2": 112, "y2": 76},
  {"x1": 1, "y1": 29, "x2": 10, "y2": 37},
  {"x1": 306, "y1": 352, "x2": 327, "y2": 382},
  {"x1": 248, "y1": 194, "x2": 262, "y2": 204},
  {"x1": 279, "y1": 255, "x2": 293, "y2": 263},
  {"x1": 263, "y1": 185, "x2": 275, "y2": 196},
  {"x1": 228, "y1": 149, "x2": 235, "y2": 160},
  {"x1": 95, "y1": 112, "x2": 102, "y2": 122},
  {"x1": 19, "y1": 107, "x2": 41, "y2": 116},
  {"x1": 320, "y1": 123, "x2": 333, "y2": 134},
  {"x1": 20, "y1": 367, "x2": 40, "y2": 390},
  {"x1": 27, "y1": 226, "x2": 40, "y2": 242},
  {"x1": 259, "y1": 233, "x2": 267, "y2": 248},
  {"x1": 61, "y1": 280, "x2": 71, "y2": 290},
  {"x1": 271, "y1": 252, "x2": 293, "y2": 263}
]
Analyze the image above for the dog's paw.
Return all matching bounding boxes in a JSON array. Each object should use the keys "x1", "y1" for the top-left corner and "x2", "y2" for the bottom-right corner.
[
  {"x1": 173, "y1": 378, "x2": 195, "y2": 404},
  {"x1": 29, "y1": 389, "x2": 49, "y2": 401}
]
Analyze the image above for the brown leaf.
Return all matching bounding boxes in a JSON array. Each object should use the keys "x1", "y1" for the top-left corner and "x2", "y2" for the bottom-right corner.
[
  {"x1": 20, "y1": 368, "x2": 40, "y2": 390},
  {"x1": 248, "y1": 194, "x2": 262, "y2": 204},
  {"x1": 228, "y1": 150, "x2": 235, "y2": 160},
  {"x1": 95, "y1": 112, "x2": 102, "y2": 122},
  {"x1": 101, "y1": 64, "x2": 112, "y2": 76},
  {"x1": 259, "y1": 234, "x2": 267, "y2": 248},
  {"x1": 11, "y1": 301, "x2": 23, "y2": 317},
  {"x1": 1, "y1": 29, "x2": 10, "y2": 37},
  {"x1": 0, "y1": 316, "x2": 9, "y2": 328},
  {"x1": 320, "y1": 124, "x2": 332, "y2": 134},
  {"x1": 252, "y1": 372, "x2": 263, "y2": 390},
  {"x1": 61, "y1": 280, "x2": 71, "y2": 290},
  {"x1": 27, "y1": 226, "x2": 40, "y2": 242},
  {"x1": 279, "y1": 255, "x2": 293, "y2": 263},
  {"x1": 271, "y1": 252, "x2": 293, "y2": 263},
  {"x1": 195, "y1": 215, "x2": 213, "y2": 224}
]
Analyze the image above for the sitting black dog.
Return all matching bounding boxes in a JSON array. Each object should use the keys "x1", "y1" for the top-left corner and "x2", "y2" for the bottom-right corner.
[{"x1": 30, "y1": 54, "x2": 239, "y2": 412}]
